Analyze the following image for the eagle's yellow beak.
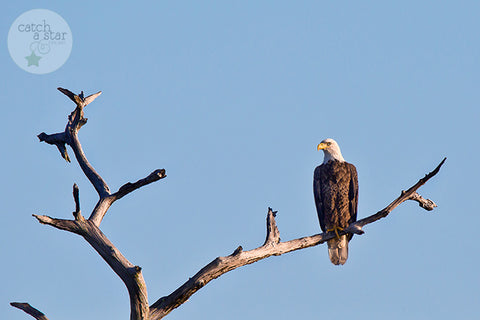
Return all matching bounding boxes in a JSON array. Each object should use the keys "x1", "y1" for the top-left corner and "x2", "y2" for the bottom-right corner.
[{"x1": 317, "y1": 143, "x2": 327, "y2": 151}]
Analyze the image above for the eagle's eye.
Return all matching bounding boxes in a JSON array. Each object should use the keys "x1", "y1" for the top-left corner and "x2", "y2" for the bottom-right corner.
[{"x1": 327, "y1": 142, "x2": 332, "y2": 146}]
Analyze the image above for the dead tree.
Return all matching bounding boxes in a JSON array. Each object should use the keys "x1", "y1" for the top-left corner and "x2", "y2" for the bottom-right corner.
[{"x1": 11, "y1": 88, "x2": 446, "y2": 320}]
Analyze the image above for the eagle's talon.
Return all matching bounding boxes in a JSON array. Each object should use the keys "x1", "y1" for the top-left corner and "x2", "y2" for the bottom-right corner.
[{"x1": 326, "y1": 226, "x2": 344, "y2": 239}]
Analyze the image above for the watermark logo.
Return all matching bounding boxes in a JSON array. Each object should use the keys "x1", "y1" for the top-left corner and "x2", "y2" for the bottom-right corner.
[{"x1": 8, "y1": 9, "x2": 72, "y2": 74}]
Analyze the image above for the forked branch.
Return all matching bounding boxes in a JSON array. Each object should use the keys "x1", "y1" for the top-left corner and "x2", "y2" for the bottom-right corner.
[
  {"x1": 13, "y1": 88, "x2": 444, "y2": 320},
  {"x1": 148, "y1": 158, "x2": 445, "y2": 320},
  {"x1": 19, "y1": 88, "x2": 166, "y2": 320}
]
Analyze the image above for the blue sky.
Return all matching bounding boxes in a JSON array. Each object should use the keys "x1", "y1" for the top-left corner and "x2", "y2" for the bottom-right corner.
[{"x1": 1, "y1": 1, "x2": 479, "y2": 319}]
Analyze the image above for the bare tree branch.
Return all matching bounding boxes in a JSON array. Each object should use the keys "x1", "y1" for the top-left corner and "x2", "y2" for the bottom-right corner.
[
  {"x1": 21, "y1": 88, "x2": 167, "y2": 320},
  {"x1": 68, "y1": 131, "x2": 111, "y2": 197},
  {"x1": 57, "y1": 87, "x2": 102, "y2": 107},
  {"x1": 57, "y1": 87, "x2": 77, "y2": 104},
  {"x1": 345, "y1": 157, "x2": 446, "y2": 234},
  {"x1": 72, "y1": 183, "x2": 85, "y2": 221},
  {"x1": 79, "y1": 220, "x2": 149, "y2": 320},
  {"x1": 37, "y1": 132, "x2": 70, "y2": 162},
  {"x1": 10, "y1": 303, "x2": 49, "y2": 320},
  {"x1": 148, "y1": 158, "x2": 445, "y2": 319},
  {"x1": 114, "y1": 169, "x2": 167, "y2": 201},
  {"x1": 89, "y1": 169, "x2": 167, "y2": 225},
  {"x1": 33, "y1": 214, "x2": 81, "y2": 234},
  {"x1": 83, "y1": 91, "x2": 102, "y2": 107},
  {"x1": 264, "y1": 207, "x2": 280, "y2": 246},
  {"x1": 39, "y1": 88, "x2": 110, "y2": 197},
  {"x1": 15, "y1": 87, "x2": 444, "y2": 320},
  {"x1": 65, "y1": 101, "x2": 110, "y2": 197},
  {"x1": 88, "y1": 197, "x2": 115, "y2": 226},
  {"x1": 409, "y1": 192, "x2": 437, "y2": 211},
  {"x1": 39, "y1": 88, "x2": 167, "y2": 226},
  {"x1": 31, "y1": 213, "x2": 150, "y2": 320}
]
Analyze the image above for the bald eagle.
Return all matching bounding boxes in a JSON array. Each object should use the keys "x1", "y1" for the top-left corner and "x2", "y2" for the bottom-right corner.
[{"x1": 314, "y1": 138, "x2": 358, "y2": 265}]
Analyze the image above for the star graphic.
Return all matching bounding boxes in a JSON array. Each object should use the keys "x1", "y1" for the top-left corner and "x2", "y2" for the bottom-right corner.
[{"x1": 25, "y1": 51, "x2": 41, "y2": 67}]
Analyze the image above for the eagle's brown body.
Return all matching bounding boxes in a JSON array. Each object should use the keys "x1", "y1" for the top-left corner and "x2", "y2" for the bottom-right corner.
[{"x1": 314, "y1": 159, "x2": 358, "y2": 265}]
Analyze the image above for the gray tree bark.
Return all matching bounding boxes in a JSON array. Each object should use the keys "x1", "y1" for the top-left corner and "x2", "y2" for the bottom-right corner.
[{"x1": 11, "y1": 88, "x2": 445, "y2": 320}]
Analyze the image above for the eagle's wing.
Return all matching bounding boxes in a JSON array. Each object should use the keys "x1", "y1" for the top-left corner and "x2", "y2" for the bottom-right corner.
[
  {"x1": 313, "y1": 166, "x2": 326, "y2": 232},
  {"x1": 347, "y1": 163, "x2": 358, "y2": 224}
]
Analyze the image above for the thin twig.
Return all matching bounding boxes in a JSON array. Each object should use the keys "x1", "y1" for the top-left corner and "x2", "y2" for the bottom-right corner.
[
  {"x1": 89, "y1": 169, "x2": 167, "y2": 225},
  {"x1": 115, "y1": 169, "x2": 167, "y2": 201},
  {"x1": 33, "y1": 214, "x2": 81, "y2": 234},
  {"x1": 72, "y1": 183, "x2": 84, "y2": 221}
]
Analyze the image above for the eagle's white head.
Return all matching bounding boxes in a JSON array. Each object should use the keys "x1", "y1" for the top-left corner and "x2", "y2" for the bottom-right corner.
[{"x1": 317, "y1": 138, "x2": 345, "y2": 164}]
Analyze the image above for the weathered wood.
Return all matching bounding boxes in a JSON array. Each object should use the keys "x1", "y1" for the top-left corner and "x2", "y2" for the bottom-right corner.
[
  {"x1": 72, "y1": 183, "x2": 85, "y2": 221},
  {"x1": 57, "y1": 87, "x2": 102, "y2": 107},
  {"x1": 37, "y1": 132, "x2": 70, "y2": 162},
  {"x1": 40, "y1": 88, "x2": 110, "y2": 197},
  {"x1": 33, "y1": 214, "x2": 81, "y2": 234},
  {"x1": 89, "y1": 169, "x2": 167, "y2": 225},
  {"x1": 22, "y1": 88, "x2": 166, "y2": 320},
  {"x1": 79, "y1": 220, "x2": 149, "y2": 319},
  {"x1": 346, "y1": 157, "x2": 446, "y2": 234},
  {"x1": 148, "y1": 159, "x2": 445, "y2": 319},
  {"x1": 10, "y1": 303, "x2": 49, "y2": 320},
  {"x1": 31, "y1": 214, "x2": 150, "y2": 319},
  {"x1": 263, "y1": 207, "x2": 280, "y2": 246},
  {"x1": 13, "y1": 88, "x2": 444, "y2": 320}
]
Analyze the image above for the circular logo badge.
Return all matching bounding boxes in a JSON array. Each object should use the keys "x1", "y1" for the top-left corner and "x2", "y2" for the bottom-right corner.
[{"x1": 7, "y1": 9, "x2": 72, "y2": 74}]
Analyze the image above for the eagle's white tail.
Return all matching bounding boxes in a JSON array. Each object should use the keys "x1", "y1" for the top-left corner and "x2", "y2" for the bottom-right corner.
[{"x1": 327, "y1": 235, "x2": 348, "y2": 265}]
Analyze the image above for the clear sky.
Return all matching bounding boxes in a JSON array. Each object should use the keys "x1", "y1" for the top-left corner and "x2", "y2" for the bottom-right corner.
[{"x1": 1, "y1": 1, "x2": 479, "y2": 319}]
